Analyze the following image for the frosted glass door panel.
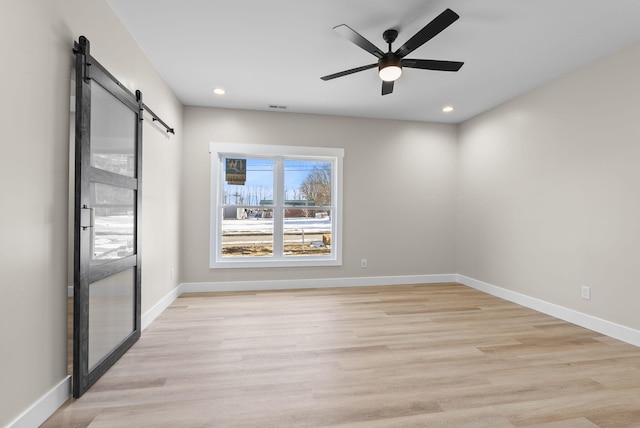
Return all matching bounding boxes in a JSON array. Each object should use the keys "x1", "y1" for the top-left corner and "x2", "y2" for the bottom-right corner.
[{"x1": 88, "y1": 268, "x2": 135, "y2": 370}]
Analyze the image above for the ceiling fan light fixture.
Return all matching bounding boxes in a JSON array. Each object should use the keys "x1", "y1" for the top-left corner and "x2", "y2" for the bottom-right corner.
[
  {"x1": 379, "y1": 65, "x2": 402, "y2": 82},
  {"x1": 378, "y1": 54, "x2": 403, "y2": 82}
]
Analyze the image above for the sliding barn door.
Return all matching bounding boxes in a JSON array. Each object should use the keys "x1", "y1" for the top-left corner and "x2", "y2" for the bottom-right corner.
[{"x1": 73, "y1": 36, "x2": 142, "y2": 397}]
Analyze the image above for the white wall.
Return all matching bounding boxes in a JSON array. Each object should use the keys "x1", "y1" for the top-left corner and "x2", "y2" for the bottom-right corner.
[
  {"x1": 181, "y1": 107, "x2": 458, "y2": 284},
  {"x1": 458, "y1": 41, "x2": 640, "y2": 331},
  {"x1": 0, "y1": 0, "x2": 183, "y2": 426}
]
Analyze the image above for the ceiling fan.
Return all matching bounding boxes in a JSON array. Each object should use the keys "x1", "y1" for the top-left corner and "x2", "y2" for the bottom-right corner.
[{"x1": 321, "y1": 8, "x2": 464, "y2": 95}]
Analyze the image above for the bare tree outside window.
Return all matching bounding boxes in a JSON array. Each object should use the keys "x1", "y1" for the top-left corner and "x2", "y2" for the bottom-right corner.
[{"x1": 299, "y1": 162, "x2": 332, "y2": 207}]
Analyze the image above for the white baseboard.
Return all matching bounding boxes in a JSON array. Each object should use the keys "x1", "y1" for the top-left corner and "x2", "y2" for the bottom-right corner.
[
  {"x1": 8, "y1": 376, "x2": 71, "y2": 428},
  {"x1": 180, "y1": 274, "x2": 458, "y2": 293},
  {"x1": 457, "y1": 275, "x2": 640, "y2": 348},
  {"x1": 142, "y1": 284, "x2": 184, "y2": 331}
]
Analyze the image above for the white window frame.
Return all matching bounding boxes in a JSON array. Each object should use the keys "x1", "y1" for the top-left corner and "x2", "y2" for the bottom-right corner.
[{"x1": 209, "y1": 142, "x2": 344, "y2": 269}]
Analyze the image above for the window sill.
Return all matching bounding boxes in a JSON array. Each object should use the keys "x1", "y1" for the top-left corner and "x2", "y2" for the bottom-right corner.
[{"x1": 210, "y1": 257, "x2": 342, "y2": 269}]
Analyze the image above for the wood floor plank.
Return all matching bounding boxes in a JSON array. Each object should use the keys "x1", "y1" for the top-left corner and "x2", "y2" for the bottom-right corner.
[{"x1": 43, "y1": 283, "x2": 640, "y2": 427}]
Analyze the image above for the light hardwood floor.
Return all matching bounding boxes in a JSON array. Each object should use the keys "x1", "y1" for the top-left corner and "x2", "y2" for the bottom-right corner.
[{"x1": 43, "y1": 283, "x2": 640, "y2": 427}]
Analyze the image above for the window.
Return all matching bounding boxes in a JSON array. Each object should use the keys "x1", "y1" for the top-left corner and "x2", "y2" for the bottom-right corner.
[{"x1": 210, "y1": 143, "x2": 344, "y2": 268}]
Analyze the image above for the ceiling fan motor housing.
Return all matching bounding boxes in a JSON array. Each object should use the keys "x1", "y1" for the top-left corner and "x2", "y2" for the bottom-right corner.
[{"x1": 379, "y1": 53, "x2": 401, "y2": 70}]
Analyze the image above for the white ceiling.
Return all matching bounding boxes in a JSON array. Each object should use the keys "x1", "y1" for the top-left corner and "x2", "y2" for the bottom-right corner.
[{"x1": 106, "y1": 0, "x2": 640, "y2": 124}]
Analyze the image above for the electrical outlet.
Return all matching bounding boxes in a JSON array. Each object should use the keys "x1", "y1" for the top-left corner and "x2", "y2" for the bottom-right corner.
[
  {"x1": 581, "y1": 285, "x2": 591, "y2": 300},
  {"x1": 361, "y1": 259, "x2": 367, "y2": 268}
]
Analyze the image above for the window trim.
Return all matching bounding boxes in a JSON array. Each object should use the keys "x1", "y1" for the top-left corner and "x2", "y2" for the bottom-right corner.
[{"x1": 209, "y1": 142, "x2": 344, "y2": 269}]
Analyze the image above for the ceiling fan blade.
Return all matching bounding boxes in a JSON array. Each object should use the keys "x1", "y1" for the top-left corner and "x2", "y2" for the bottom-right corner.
[
  {"x1": 395, "y1": 9, "x2": 460, "y2": 58},
  {"x1": 402, "y1": 59, "x2": 464, "y2": 72},
  {"x1": 321, "y1": 63, "x2": 377, "y2": 81},
  {"x1": 334, "y1": 24, "x2": 385, "y2": 59},
  {"x1": 382, "y1": 80, "x2": 394, "y2": 96}
]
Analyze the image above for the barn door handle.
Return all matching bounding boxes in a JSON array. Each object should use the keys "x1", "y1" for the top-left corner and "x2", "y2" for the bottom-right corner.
[{"x1": 80, "y1": 205, "x2": 95, "y2": 230}]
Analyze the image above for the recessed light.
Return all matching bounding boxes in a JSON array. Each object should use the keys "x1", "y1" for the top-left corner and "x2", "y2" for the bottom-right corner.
[
  {"x1": 213, "y1": 88, "x2": 226, "y2": 95},
  {"x1": 442, "y1": 105, "x2": 454, "y2": 113}
]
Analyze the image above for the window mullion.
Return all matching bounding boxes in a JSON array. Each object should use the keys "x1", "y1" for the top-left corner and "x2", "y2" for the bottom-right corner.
[{"x1": 273, "y1": 157, "x2": 284, "y2": 257}]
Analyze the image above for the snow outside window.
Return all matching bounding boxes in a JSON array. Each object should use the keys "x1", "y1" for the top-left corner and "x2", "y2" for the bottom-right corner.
[{"x1": 209, "y1": 143, "x2": 344, "y2": 268}]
